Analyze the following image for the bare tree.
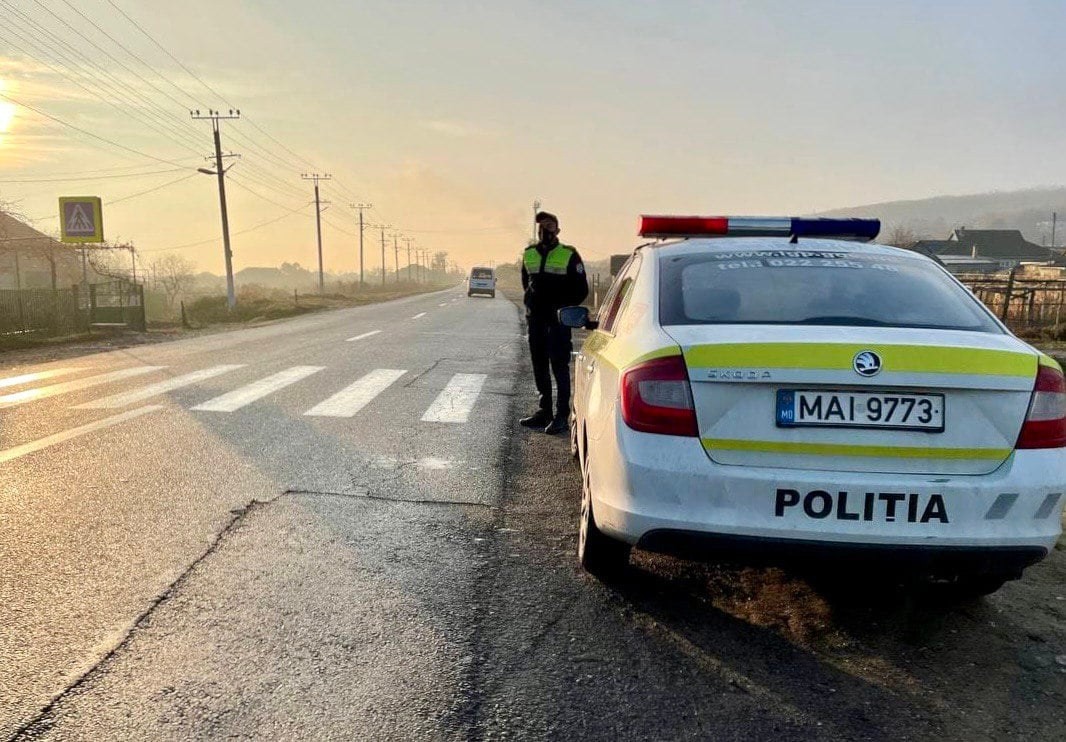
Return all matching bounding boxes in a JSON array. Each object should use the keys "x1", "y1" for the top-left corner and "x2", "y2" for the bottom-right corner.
[
  {"x1": 432, "y1": 251, "x2": 449, "y2": 273},
  {"x1": 151, "y1": 254, "x2": 196, "y2": 309},
  {"x1": 886, "y1": 224, "x2": 921, "y2": 250}
]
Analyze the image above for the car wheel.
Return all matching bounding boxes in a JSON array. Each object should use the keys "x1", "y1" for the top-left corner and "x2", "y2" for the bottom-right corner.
[
  {"x1": 490, "y1": 291, "x2": 496, "y2": 298},
  {"x1": 467, "y1": 292, "x2": 472, "y2": 297},
  {"x1": 569, "y1": 414, "x2": 579, "y2": 461},
  {"x1": 578, "y1": 446, "x2": 630, "y2": 576}
]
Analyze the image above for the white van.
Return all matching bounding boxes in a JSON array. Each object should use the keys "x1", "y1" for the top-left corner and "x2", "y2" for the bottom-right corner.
[{"x1": 468, "y1": 267, "x2": 496, "y2": 298}]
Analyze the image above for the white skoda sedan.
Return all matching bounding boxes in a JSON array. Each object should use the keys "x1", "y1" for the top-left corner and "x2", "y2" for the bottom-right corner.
[{"x1": 562, "y1": 216, "x2": 1066, "y2": 596}]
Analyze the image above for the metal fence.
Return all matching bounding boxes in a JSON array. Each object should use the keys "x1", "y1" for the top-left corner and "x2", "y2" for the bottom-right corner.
[
  {"x1": 0, "y1": 280, "x2": 145, "y2": 338},
  {"x1": 957, "y1": 272, "x2": 1066, "y2": 329}
]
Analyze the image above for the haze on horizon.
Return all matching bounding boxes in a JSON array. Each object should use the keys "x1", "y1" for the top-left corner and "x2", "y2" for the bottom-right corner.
[{"x1": 1, "y1": 0, "x2": 1064, "y2": 275}]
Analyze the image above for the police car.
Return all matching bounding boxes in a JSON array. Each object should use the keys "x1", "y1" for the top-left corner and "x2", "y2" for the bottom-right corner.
[{"x1": 560, "y1": 215, "x2": 1066, "y2": 596}]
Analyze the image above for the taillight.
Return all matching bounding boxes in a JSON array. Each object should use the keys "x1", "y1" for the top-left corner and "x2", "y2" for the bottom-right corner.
[
  {"x1": 620, "y1": 355, "x2": 698, "y2": 437},
  {"x1": 1017, "y1": 364, "x2": 1066, "y2": 449}
]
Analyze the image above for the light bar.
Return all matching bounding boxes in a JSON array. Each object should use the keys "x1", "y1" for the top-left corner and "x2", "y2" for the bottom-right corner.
[{"x1": 639, "y1": 215, "x2": 880, "y2": 242}]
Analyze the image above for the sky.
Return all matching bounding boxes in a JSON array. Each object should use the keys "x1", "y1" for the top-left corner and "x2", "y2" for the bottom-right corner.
[{"x1": 2, "y1": 0, "x2": 1066, "y2": 276}]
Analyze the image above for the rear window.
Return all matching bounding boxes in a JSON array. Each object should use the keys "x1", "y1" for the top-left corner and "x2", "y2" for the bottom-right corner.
[
  {"x1": 658, "y1": 250, "x2": 1002, "y2": 333},
  {"x1": 471, "y1": 268, "x2": 493, "y2": 279}
]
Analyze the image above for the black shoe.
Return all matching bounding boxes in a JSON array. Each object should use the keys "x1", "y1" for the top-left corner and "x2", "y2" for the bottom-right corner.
[
  {"x1": 520, "y1": 410, "x2": 553, "y2": 428},
  {"x1": 543, "y1": 416, "x2": 569, "y2": 435}
]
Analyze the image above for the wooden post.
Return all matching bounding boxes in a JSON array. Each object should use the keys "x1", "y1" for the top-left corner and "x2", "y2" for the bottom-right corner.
[{"x1": 1001, "y1": 268, "x2": 1017, "y2": 322}]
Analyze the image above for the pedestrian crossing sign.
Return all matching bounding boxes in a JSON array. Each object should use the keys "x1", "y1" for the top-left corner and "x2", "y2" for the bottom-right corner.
[{"x1": 59, "y1": 196, "x2": 104, "y2": 243}]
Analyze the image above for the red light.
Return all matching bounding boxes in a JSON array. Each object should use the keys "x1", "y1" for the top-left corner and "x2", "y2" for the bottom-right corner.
[
  {"x1": 640, "y1": 216, "x2": 728, "y2": 238},
  {"x1": 620, "y1": 355, "x2": 698, "y2": 437},
  {"x1": 1017, "y1": 364, "x2": 1066, "y2": 449}
]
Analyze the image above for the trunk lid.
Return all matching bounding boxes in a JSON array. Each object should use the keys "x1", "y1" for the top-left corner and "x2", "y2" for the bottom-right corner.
[{"x1": 664, "y1": 325, "x2": 1038, "y2": 475}]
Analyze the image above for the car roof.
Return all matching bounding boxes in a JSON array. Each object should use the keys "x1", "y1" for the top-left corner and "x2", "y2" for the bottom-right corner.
[{"x1": 642, "y1": 237, "x2": 929, "y2": 262}]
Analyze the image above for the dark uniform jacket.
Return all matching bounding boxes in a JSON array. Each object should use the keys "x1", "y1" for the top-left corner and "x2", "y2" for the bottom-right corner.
[{"x1": 521, "y1": 242, "x2": 589, "y2": 321}]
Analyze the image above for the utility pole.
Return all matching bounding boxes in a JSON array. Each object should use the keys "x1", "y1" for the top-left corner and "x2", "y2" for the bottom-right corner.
[
  {"x1": 1053, "y1": 212, "x2": 1058, "y2": 250},
  {"x1": 404, "y1": 237, "x2": 414, "y2": 282},
  {"x1": 350, "y1": 203, "x2": 372, "y2": 286},
  {"x1": 192, "y1": 108, "x2": 241, "y2": 309},
  {"x1": 532, "y1": 198, "x2": 541, "y2": 242},
  {"x1": 378, "y1": 224, "x2": 389, "y2": 285},
  {"x1": 302, "y1": 173, "x2": 332, "y2": 293},
  {"x1": 393, "y1": 233, "x2": 400, "y2": 282}
]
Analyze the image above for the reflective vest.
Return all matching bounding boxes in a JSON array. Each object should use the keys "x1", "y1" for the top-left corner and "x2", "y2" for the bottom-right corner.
[{"x1": 524, "y1": 244, "x2": 575, "y2": 276}]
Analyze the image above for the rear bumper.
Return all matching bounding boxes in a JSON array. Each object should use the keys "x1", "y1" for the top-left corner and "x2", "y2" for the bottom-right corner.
[
  {"x1": 636, "y1": 531, "x2": 1046, "y2": 577},
  {"x1": 589, "y1": 422, "x2": 1066, "y2": 561}
]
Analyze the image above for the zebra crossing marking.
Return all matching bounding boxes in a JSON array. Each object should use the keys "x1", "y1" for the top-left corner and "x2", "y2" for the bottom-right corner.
[
  {"x1": 74, "y1": 365, "x2": 244, "y2": 410},
  {"x1": 346, "y1": 330, "x2": 382, "y2": 342},
  {"x1": 422, "y1": 373, "x2": 487, "y2": 423},
  {"x1": 304, "y1": 369, "x2": 407, "y2": 418},
  {"x1": 0, "y1": 366, "x2": 163, "y2": 409},
  {"x1": 192, "y1": 366, "x2": 325, "y2": 412}
]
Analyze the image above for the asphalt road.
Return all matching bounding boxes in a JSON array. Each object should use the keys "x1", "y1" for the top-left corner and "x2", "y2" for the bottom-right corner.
[{"x1": 2, "y1": 286, "x2": 1065, "y2": 740}]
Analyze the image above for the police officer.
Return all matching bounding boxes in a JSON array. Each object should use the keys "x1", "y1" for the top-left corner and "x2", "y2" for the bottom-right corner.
[{"x1": 520, "y1": 211, "x2": 588, "y2": 434}]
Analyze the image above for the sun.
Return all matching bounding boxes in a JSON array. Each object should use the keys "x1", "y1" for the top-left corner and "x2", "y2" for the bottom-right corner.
[
  {"x1": 0, "y1": 102, "x2": 14, "y2": 134},
  {"x1": 0, "y1": 79, "x2": 14, "y2": 141}
]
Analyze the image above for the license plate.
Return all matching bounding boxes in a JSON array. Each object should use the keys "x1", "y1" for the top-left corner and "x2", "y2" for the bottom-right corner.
[{"x1": 776, "y1": 389, "x2": 944, "y2": 432}]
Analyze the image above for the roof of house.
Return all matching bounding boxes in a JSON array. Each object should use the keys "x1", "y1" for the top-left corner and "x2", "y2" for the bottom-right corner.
[
  {"x1": 0, "y1": 211, "x2": 65, "y2": 253},
  {"x1": 935, "y1": 228, "x2": 1054, "y2": 261}
]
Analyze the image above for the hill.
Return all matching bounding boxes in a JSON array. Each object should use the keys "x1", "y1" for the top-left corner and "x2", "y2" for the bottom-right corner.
[{"x1": 819, "y1": 187, "x2": 1066, "y2": 246}]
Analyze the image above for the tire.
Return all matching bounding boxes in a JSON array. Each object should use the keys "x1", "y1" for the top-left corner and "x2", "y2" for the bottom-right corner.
[
  {"x1": 569, "y1": 413, "x2": 580, "y2": 461},
  {"x1": 467, "y1": 292, "x2": 472, "y2": 297},
  {"x1": 578, "y1": 445, "x2": 631, "y2": 576},
  {"x1": 490, "y1": 291, "x2": 496, "y2": 298}
]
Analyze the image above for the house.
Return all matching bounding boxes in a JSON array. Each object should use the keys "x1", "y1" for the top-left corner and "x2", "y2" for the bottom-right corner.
[
  {"x1": 932, "y1": 228, "x2": 1053, "y2": 265},
  {"x1": 0, "y1": 210, "x2": 92, "y2": 289}
]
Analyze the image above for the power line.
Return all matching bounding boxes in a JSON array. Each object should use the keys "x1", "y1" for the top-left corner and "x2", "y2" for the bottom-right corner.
[
  {"x1": 7, "y1": 1, "x2": 207, "y2": 152},
  {"x1": 0, "y1": 91, "x2": 191, "y2": 167},
  {"x1": 228, "y1": 174, "x2": 312, "y2": 214},
  {"x1": 105, "y1": 0, "x2": 322, "y2": 177},
  {"x1": 55, "y1": 0, "x2": 200, "y2": 109},
  {"x1": 105, "y1": 0, "x2": 229, "y2": 106},
  {"x1": 107, "y1": 171, "x2": 198, "y2": 205},
  {"x1": 139, "y1": 205, "x2": 312, "y2": 253},
  {"x1": 0, "y1": 15, "x2": 204, "y2": 155},
  {"x1": 0, "y1": 167, "x2": 186, "y2": 183}
]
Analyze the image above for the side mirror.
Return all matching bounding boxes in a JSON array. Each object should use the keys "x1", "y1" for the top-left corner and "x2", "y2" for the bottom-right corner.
[{"x1": 558, "y1": 306, "x2": 598, "y2": 330}]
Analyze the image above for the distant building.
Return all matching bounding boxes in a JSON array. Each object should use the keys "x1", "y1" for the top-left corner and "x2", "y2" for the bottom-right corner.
[{"x1": 912, "y1": 228, "x2": 1055, "y2": 271}]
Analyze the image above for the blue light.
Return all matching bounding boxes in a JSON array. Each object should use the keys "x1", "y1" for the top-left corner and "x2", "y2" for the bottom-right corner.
[{"x1": 789, "y1": 218, "x2": 881, "y2": 242}]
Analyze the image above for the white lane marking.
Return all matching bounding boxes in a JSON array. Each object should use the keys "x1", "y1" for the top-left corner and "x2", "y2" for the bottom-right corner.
[
  {"x1": 304, "y1": 369, "x2": 406, "y2": 418},
  {"x1": 191, "y1": 366, "x2": 325, "y2": 412},
  {"x1": 0, "y1": 366, "x2": 163, "y2": 409},
  {"x1": 0, "y1": 367, "x2": 86, "y2": 390},
  {"x1": 412, "y1": 312, "x2": 427, "y2": 319},
  {"x1": 346, "y1": 330, "x2": 382, "y2": 342},
  {"x1": 438, "y1": 303, "x2": 448, "y2": 307},
  {"x1": 421, "y1": 373, "x2": 487, "y2": 423},
  {"x1": 0, "y1": 405, "x2": 163, "y2": 464},
  {"x1": 74, "y1": 365, "x2": 245, "y2": 410}
]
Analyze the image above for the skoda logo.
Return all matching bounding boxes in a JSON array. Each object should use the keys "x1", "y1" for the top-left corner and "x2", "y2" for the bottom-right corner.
[{"x1": 853, "y1": 350, "x2": 882, "y2": 377}]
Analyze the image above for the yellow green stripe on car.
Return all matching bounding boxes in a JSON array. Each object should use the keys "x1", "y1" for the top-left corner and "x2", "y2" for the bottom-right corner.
[
  {"x1": 684, "y1": 343, "x2": 1036, "y2": 377},
  {"x1": 702, "y1": 438, "x2": 1011, "y2": 460},
  {"x1": 582, "y1": 331, "x2": 680, "y2": 371}
]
